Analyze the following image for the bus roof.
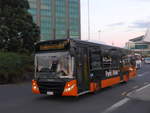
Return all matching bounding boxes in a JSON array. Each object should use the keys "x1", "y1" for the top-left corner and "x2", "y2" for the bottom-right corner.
[
  {"x1": 36, "y1": 39, "x2": 125, "y2": 49},
  {"x1": 35, "y1": 39, "x2": 130, "y2": 55}
]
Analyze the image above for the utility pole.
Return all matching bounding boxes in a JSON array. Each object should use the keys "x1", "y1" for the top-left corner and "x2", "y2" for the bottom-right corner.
[
  {"x1": 112, "y1": 42, "x2": 114, "y2": 46},
  {"x1": 88, "y1": 0, "x2": 90, "y2": 41},
  {"x1": 98, "y1": 30, "x2": 101, "y2": 41}
]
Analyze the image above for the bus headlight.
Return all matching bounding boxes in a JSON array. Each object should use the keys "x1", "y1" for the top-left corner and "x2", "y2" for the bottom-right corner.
[
  {"x1": 33, "y1": 82, "x2": 36, "y2": 86},
  {"x1": 33, "y1": 86, "x2": 39, "y2": 90},
  {"x1": 32, "y1": 80, "x2": 40, "y2": 94},
  {"x1": 64, "y1": 84, "x2": 75, "y2": 92}
]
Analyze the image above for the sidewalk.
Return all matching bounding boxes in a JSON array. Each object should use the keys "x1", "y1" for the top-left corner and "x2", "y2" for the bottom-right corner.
[{"x1": 127, "y1": 84, "x2": 150, "y2": 101}]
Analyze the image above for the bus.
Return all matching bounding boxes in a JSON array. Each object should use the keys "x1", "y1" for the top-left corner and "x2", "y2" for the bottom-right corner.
[{"x1": 32, "y1": 39, "x2": 137, "y2": 96}]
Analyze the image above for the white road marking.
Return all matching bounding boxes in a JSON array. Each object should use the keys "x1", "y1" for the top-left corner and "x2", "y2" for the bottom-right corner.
[
  {"x1": 102, "y1": 98, "x2": 130, "y2": 113},
  {"x1": 144, "y1": 82, "x2": 149, "y2": 85},
  {"x1": 121, "y1": 92, "x2": 127, "y2": 96},
  {"x1": 132, "y1": 85, "x2": 139, "y2": 89},
  {"x1": 138, "y1": 72, "x2": 149, "y2": 77},
  {"x1": 127, "y1": 83, "x2": 150, "y2": 97},
  {"x1": 138, "y1": 74, "x2": 143, "y2": 77},
  {"x1": 136, "y1": 83, "x2": 150, "y2": 92}
]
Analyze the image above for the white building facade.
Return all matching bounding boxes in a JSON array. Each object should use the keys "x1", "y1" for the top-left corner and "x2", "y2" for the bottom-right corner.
[{"x1": 125, "y1": 30, "x2": 150, "y2": 56}]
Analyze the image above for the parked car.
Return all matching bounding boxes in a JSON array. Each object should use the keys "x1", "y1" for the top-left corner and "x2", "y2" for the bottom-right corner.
[{"x1": 144, "y1": 57, "x2": 150, "y2": 64}]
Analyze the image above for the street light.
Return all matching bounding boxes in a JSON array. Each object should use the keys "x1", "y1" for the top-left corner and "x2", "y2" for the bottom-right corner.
[
  {"x1": 98, "y1": 30, "x2": 101, "y2": 41},
  {"x1": 88, "y1": 0, "x2": 90, "y2": 41}
]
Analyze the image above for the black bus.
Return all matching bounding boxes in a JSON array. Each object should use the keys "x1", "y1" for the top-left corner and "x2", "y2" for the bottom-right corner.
[{"x1": 32, "y1": 39, "x2": 137, "y2": 96}]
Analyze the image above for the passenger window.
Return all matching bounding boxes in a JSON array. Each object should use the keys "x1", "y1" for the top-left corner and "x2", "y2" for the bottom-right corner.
[
  {"x1": 102, "y1": 56, "x2": 112, "y2": 69},
  {"x1": 90, "y1": 48, "x2": 102, "y2": 71}
]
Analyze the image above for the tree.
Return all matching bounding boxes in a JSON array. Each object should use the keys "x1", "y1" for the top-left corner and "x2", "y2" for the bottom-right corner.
[{"x1": 0, "y1": 0, "x2": 40, "y2": 53}]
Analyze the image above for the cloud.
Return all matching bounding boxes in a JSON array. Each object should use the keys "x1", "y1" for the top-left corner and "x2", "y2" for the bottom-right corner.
[
  {"x1": 107, "y1": 22, "x2": 125, "y2": 27},
  {"x1": 129, "y1": 21, "x2": 150, "y2": 29}
]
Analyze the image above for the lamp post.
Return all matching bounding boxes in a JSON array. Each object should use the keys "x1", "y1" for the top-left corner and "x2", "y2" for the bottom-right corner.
[
  {"x1": 88, "y1": 0, "x2": 90, "y2": 41},
  {"x1": 98, "y1": 30, "x2": 101, "y2": 41}
]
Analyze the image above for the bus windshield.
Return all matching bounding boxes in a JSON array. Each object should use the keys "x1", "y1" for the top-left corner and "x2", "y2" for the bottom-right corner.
[{"x1": 35, "y1": 52, "x2": 74, "y2": 78}]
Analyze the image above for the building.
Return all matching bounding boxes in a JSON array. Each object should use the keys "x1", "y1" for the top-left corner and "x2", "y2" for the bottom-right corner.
[
  {"x1": 125, "y1": 29, "x2": 150, "y2": 56},
  {"x1": 28, "y1": 0, "x2": 81, "y2": 41},
  {"x1": 144, "y1": 29, "x2": 150, "y2": 42}
]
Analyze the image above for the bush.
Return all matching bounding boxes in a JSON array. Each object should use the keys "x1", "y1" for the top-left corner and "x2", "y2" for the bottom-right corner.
[{"x1": 0, "y1": 52, "x2": 34, "y2": 84}]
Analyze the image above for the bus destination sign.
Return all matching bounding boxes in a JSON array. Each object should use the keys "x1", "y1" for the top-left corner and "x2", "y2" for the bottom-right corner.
[{"x1": 39, "y1": 41, "x2": 68, "y2": 51}]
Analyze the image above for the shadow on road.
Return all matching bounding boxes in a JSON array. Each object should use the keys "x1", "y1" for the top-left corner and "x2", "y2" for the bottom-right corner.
[
  {"x1": 32, "y1": 84, "x2": 125, "y2": 102},
  {"x1": 33, "y1": 93, "x2": 94, "y2": 103}
]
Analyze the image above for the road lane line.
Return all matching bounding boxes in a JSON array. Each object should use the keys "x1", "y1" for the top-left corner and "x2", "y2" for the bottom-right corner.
[
  {"x1": 136, "y1": 84, "x2": 150, "y2": 92},
  {"x1": 127, "y1": 83, "x2": 150, "y2": 97},
  {"x1": 138, "y1": 74, "x2": 143, "y2": 77},
  {"x1": 138, "y1": 72, "x2": 149, "y2": 77},
  {"x1": 144, "y1": 82, "x2": 149, "y2": 85},
  {"x1": 132, "y1": 85, "x2": 139, "y2": 89},
  {"x1": 102, "y1": 98, "x2": 130, "y2": 113},
  {"x1": 121, "y1": 92, "x2": 127, "y2": 96}
]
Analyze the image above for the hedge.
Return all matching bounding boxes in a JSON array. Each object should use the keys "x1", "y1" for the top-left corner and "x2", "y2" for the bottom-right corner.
[{"x1": 0, "y1": 52, "x2": 34, "y2": 84}]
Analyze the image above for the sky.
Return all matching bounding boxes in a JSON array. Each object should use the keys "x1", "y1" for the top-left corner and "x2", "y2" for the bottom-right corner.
[{"x1": 80, "y1": 0, "x2": 150, "y2": 47}]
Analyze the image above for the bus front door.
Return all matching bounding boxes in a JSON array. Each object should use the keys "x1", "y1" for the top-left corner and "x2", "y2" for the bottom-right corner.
[{"x1": 76, "y1": 47, "x2": 90, "y2": 93}]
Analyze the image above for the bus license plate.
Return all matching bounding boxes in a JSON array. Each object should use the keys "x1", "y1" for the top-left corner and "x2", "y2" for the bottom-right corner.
[{"x1": 47, "y1": 91, "x2": 54, "y2": 95}]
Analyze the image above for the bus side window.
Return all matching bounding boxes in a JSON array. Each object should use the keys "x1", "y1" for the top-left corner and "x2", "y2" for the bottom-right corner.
[
  {"x1": 112, "y1": 57, "x2": 120, "y2": 68},
  {"x1": 89, "y1": 48, "x2": 102, "y2": 71},
  {"x1": 102, "y1": 56, "x2": 112, "y2": 69},
  {"x1": 89, "y1": 48, "x2": 102, "y2": 82}
]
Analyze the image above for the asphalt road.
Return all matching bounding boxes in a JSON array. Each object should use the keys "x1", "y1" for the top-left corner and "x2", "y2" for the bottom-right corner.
[{"x1": 0, "y1": 63, "x2": 150, "y2": 113}]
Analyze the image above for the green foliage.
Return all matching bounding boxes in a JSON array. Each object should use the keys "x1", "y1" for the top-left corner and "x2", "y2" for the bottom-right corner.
[
  {"x1": 0, "y1": 52, "x2": 34, "y2": 83},
  {"x1": 0, "y1": 0, "x2": 40, "y2": 53}
]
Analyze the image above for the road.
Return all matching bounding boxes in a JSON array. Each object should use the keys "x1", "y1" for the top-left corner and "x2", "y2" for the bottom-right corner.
[{"x1": 0, "y1": 64, "x2": 150, "y2": 113}]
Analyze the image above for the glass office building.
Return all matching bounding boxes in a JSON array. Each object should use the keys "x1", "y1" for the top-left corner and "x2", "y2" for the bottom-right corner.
[{"x1": 28, "y1": 0, "x2": 80, "y2": 41}]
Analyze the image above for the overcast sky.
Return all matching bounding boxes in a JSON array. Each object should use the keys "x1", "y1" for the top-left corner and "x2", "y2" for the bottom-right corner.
[{"x1": 81, "y1": 0, "x2": 150, "y2": 47}]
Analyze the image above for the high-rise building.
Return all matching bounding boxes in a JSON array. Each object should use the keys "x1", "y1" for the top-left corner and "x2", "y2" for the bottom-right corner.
[{"x1": 28, "y1": 0, "x2": 81, "y2": 41}]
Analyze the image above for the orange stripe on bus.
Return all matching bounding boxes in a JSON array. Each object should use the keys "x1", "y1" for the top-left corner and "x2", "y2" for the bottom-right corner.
[
  {"x1": 101, "y1": 76, "x2": 120, "y2": 88},
  {"x1": 129, "y1": 71, "x2": 137, "y2": 79},
  {"x1": 62, "y1": 80, "x2": 78, "y2": 96},
  {"x1": 123, "y1": 75, "x2": 129, "y2": 82},
  {"x1": 90, "y1": 83, "x2": 97, "y2": 92}
]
